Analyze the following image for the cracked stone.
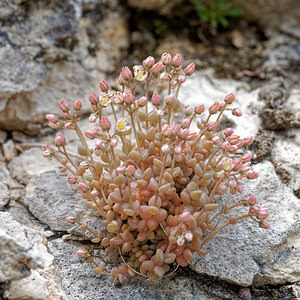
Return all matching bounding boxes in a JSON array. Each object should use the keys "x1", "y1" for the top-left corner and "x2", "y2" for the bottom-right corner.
[
  {"x1": 8, "y1": 148, "x2": 59, "y2": 184},
  {"x1": 2, "y1": 140, "x2": 17, "y2": 161},
  {"x1": 190, "y1": 161, "x2": 300, "y2": 287},
  {"x1": 0, "y1": 212, "x2": 67, "y2": 299}
]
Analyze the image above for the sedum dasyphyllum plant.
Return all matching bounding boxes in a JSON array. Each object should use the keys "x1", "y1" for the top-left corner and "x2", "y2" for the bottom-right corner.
[{"x1": 43, "y1": 53, "x2": 270, "y2": 283}]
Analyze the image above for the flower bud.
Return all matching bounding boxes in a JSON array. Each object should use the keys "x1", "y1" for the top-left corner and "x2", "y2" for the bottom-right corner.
[
  {"x1": 151, "y1": 61, "x2": 163, "y2": 74},
  {"x1": 243, "y1": 136, "x2": 254, "y2": 146},
  {"x1": 73, "y1": 100, "x2": 82, "y2": 111},
  {"x1": 77, "y1": 249, "x2": 87, "y2": 258},
  {"x1": 143, "y1": 56, "x2": 155, "y2": 69},
  {"x1": 184, "y1": 63, "x2": 195, "y2": 76},
  {"x1": 151, "y1": 91, "x2": 161, "y2": 106},
  {"x1": 121, "y1": 66, "x2": 133, "y2": 81},
  {"x1": 161, "y1": 52, "x2": 172, "y2": 65},
  {"x1": 247, "y1": 170, "x2": 258, "y2": 179},
  {"x1": 194, "y1": 104, "x2": 205, "y2": 114},
  {"x1": 58, "y1": 99, "x2": 70, "y2": 113},
  {"x1": 181, "y1": 118, "x2": 190, "y2": 129},
  {"x1": 180, "y1": 211, "x2": 191, "y2": 222},
  {"x1": 118, "y1": 73, "x2": 126, "y2": 86},
  {"x1": 207, "y1": 121, "x2": 217, "y2": 131},
  {"x1": 165, "y1": 94, "x2": 175, "y2": 106},
  {"x1": 46, "y1": 114, "x2": 58, "y2": 123},
  {"x1": 68, "y1": 174, "x2": 77, "y2": 184},
  {"x1": 232, "y1": 108, "x2": 242, "y2": 117},
  {"x1": 126, "y1": 165, "x2": 136, "y2": 176},
  {"x1": 178, "y1": 75, "x2": 186, "y2": 84},
  {"x1": 248, "y1": 195, "x2": 256, "y2": 206},
  {"x1": 89, "y1": 92, "x2": 99, "y2": 105},
  {"x1": 137, "y1": 96, "x2": 147, "y2": 107},
  {"x1": 172, "y1": 53, "x2": 182, "y2": 68},
  {"x1": 66, "y1": 216, "x2": 76, "y2": 224},
  {"x1": 124, "y1": 91, "x2": 134, "y2": 105},
  {"x1": 212, "y1": 136, "x2": 220, "y2": 144},
  {"x1": 99, "y1": 79, "x2": 109, "y2": 92},
  {"x1": 174, "y1": 146, "x2": 182, "y2": 154},
  {"x1": 177, "y1": 236, "x2": 185, "y2": 247},
  {"x1": 55, "y1": 132, "x2": 66, "y2": 147},
  {"x1": 259, "y1": 220, "x2": 270, "y2": 229},
  {"x1": 110, "y1": 138, "x2": 118, "y2": 147},
  {"x1": 161, "y1": 144, "x2": 170, "y2": 153},
  {"x1": 178, "y1": 128, "x2": 189, "y2": 139},
  {"x1": 100, "y1": 117, "x2": 111, "y2": 131},
  {"x1": 224, "y1": 128, "x2": 233, "y2": 136},
  {"x1": 209, "y1": 102, "x2": 219, "y2": 114},
  {"x1": 89, "y1": 114, "x2": 97, "y2": 123},
  {"x1": 84, "y1": 130, "x2": 96, "y2": 139},
  {"x1": 78, "y1": 182, "x2": 89, "y2": 193},
  {"x1": 224, "y1": 93, "x2": 235, "y2": 104},
  {"x1": 185, "y1": 232, "x2": 193, "y2": 241}
]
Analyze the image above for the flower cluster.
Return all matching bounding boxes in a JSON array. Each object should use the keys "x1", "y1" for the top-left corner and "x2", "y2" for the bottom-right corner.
[{"x1": 44, "y1": 53, "x2": 270, "y2": 283}]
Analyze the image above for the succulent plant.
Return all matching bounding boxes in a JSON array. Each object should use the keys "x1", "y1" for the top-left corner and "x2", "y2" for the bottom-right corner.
[{"x1": 44, "y1": 53, "x2": 269, "y2": 283}]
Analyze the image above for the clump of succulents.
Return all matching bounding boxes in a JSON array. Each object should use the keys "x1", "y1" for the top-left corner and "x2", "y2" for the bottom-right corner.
[{"x1": 44, "y1": 53, "x2": 270, "y2": 283}]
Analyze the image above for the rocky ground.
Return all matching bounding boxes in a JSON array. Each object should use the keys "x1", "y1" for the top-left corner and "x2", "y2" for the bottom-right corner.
[{"x1": 0, "y1": 0, "x2": 300, "y2": 299}]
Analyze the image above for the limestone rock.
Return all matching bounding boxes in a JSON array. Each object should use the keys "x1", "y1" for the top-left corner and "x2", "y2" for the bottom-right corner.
[
  {"x1": 48, "y1": 238, "x2": 222, "y2": 300},
  {"x1": 190, "y1": 161, "x2": 300, "y2": 287},
  {"x1": 232, "y1": 0, "x2": 300, "y2": 34},
  {"x1": 23, "y1": 170, "x2": 93, "y2": 232},
  {"x1": 8, "y1": 148, "x2": 59, "y2": 184},
  {"x1": 0, "y1": 212, "x2": 67, "y2": 299},
  {"x1": 0, "y1": 213, "x2": 41, "y2": 282},
  {"x1": 126, "y1": 0, "x2": 183, "y2": 15},
  {"x1": 0, "y1": 0, "x2": 129, "y2": 134},
  {"x1": 180, "y1": 70, "x2": 263, "y2": 137},
  {"x1": 2, "y1": 140, "x2": 17, "y2": 161}
]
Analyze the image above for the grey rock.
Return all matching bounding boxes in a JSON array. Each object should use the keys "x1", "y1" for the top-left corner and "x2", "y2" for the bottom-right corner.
[
  {"x1": 0, "y1": 212, "x2": 67, "y2": 299},
  {"x1": 0, "y1": 0, "x2": 129, "y2": 134},
  {"x1": 180, "y1": 70, "x2": 263, "y2": 137},
  {"x1": 190, "y1": 161, "x2": 300, "y2": 287},
  {"x1": 24, "y1": 170, "x2": 94, "y2": 232},
  {"x1": 126, "y1": 0, "x2": 183, "y2": 15},
  {"x1": 233, "y1": 0, "x2": 300, "y2": 34},
  {"x1": 49, "y1": 238, "x2": 222, "y2": 300},
  {"x1": 8, "y1": 148, "x2": 59, "y2": 184},
  {"x1": 0, "y1": 212, "x2": 41, "y2": 283},
  {"x1": 0, "y1": 181, "x2": 9, "y2": 208},
  {"x1": 0, "y1": 129, "x2": 7, "y2": 144},
  {"x1": 2, "y1": 140, "x2": 17, "y2": 161}
]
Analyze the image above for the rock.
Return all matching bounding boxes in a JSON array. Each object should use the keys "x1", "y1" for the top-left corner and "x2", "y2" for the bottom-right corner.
[
  {"x1": 0, "y1": 212, "x2": 67, "y2": 299},
  {"x1": 0, "y1": 129, "x2": 7, "y2": 144},
  {"x1": 232, "y1": 0, "x2": 300, "y2": 34},
  {"x1": 8, "y1": 148, "x2": 59, "y2": 184},
  {"x1": 48, "y1": 238, "x2": 223, "y2": 300},
  {"x1": 126, "y1": 0, "x2": 183, "y2": 15},
  {"x1": 180, "y1": 70, "x2": 263, "y2": 137},
  {"x1": 2, "y1": 140, "x2": 17, "y2": 161},
  {"x1": 0, "y1": 0, "x2": 129, "y2": 134},
  {"x1": 190, "y1": 161, "x2": 300, "y2": 287},
  {"x1": 0, "y1": 181, "x2": 9, "y2": 208},
  {"x1": 23, "y1": 170, "x2": 94, "y2": 233},
  {"x1": 272, "y1": 138, "x2": 300, "y2": 194},
  {"x1": 0, "y1": 213, "x2": 41, "y2": 282}
]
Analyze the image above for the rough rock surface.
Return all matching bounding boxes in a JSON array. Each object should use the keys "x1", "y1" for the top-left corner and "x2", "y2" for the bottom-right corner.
[
  {"x1": 190, "y1": 161, "x2": 300, "y2": 287},
  {"x1": 233, "y1": 0, "x2": 300, "y2": 35},
  {"x1": 0, "y1": 212, "x2": 67, "y2": 299},
  {"x1": 8, "y1": 148, "x2": 59, "y2": 184},
  {"x1": 180, "y1": 70, "x2": 263, "y2": 137},
  {"x1": 23, "y1": 171, "x2": 88, "y2": 232},
  {"x1": 48, "y1": 238, "x2": 223, "y2": 300},
  {"x1": 126, "y1": 0, "x2": 183, "y2": 15},
  {"x1": 0, "y1": 0, "x2": 129, "y2": 134}
]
